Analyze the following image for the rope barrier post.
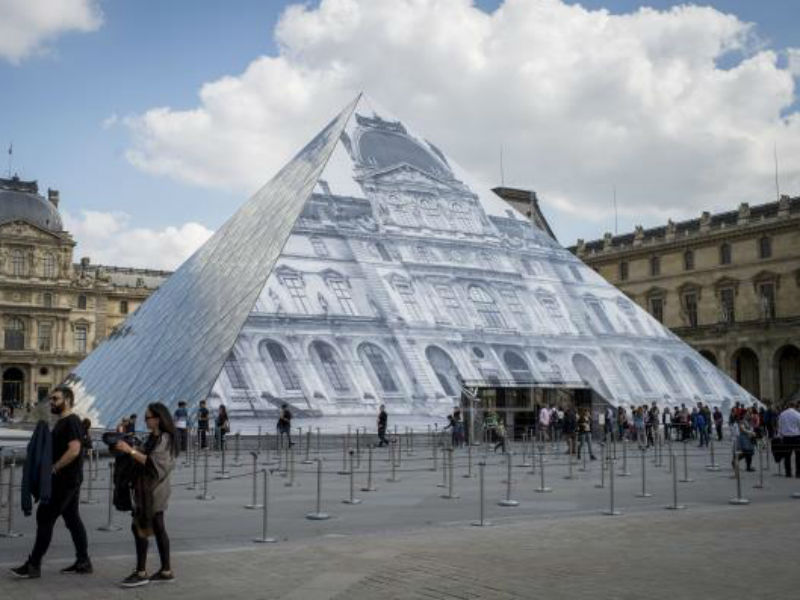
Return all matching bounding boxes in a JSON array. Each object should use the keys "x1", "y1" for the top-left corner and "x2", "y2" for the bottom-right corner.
[
  {"x1": 463, "y1": 442, "x2": 474, "y2": 478},
  {"x1": 361, "y1": 445, "x2": 377, "y2": 492},
  {"x1": 0, "y1": 453, "x2": 22, "y2": 537},
  {"x1": 343, "y1": 450, "x2": 362, "y2": 504},
  {"x1": 316, "y1": 427, "x2": 321, "y2": 457},
  {"x1": 527, "y1": 439, "x2": 536, "y2": 475},
  {"x1": 498, "y1": 452, "x2": 518, "y2": 507},
  {"x1": 595, "y1": 443, "x2": 606, "y2": 489},
  {"x1": 679, "y1": 440, "x2": 694, "y2": 483},
  {"x1": 729, "y1": 438, "x2": 750, "y2": 505},
  {"x1": 636, "y1": 448, "x2": 652, "y2": 498},
  {"x1": 97, "y1": 461, "x2": 122, "y2": 532},
  {"x1": 619, "y1": 438, "x2": 631, "y2": 477},
  {"x1": 252, "y1": 469, "x2": 278, "y2": 544},
  {"x1": 303, "y1": 429, "x2": 313, "y2": 464},
  {"x1": 355, "y1": 427, "x2": 361, "y2": 469},
  {"x1": 386, "y1": 441, "x2": 399, "y2": 483},
  {"x1": 81, "y1": 450, "x2": 98, "y2": 505},
  {"x1": 257, "y1": 425, "x2": 262, "y2": 454},
  {"x1": 284, "y1": 446, "x2": 296, "y2": 488},
  {"x1": 0, "y1": 453, "x2": 6, "y2": 510},
  {"x1": 262, "y1": 433, "x2": 273, "y2": 466},
  {"x1": 535, "y1": 448, "x2": 552, "y2": 493},
  {"x1": 604, "y1": 452, "x2": 620, "y2": 515},
  {"x1": 518, "y1": 434, "x2": 532, "y2": 468},
  {"x1": 196, "y1": 447, "x2": 215, "y2": 501},
  {"x1": 187, "y1": 437, "x2": 199, "y2": 490},
  {"x1": 244, "y1": 452, "x2": 263, "y2": 509},
  {"x1": 579, "y1": 445, "x2": 588, "y2": 473},
  {"x1": 431, "y1": 441, "x2": 438, "y2": 472},
  {"x1": 441, "y1": 448, "x2": 459, "y2": 500},
  {"x1": 305, "y1": 459, "x2": 331, "y2": 520},
  {"x1": 437, "y1": 446, "x2": 448, "y2": 488},
  {"x1": 338, "y1": 433, "x2": 349, "y2": 475},
  {"x1": 233, "y1": 432, "x2": 242, "y2": 466},
  {"x1": 395, "y1": 434, "x2": 402, "y2": 469},
  {"x1": 564, "y1": 447, "x2": 576, "y2": 480},
  {"x1": 706, "y1": 439, "x2": 720, "y2": 472},
  {"x1": 665, "y1": 453, "x2": 686, "y2": 510},
  {"x1": 216, "y1": 438, "x2": 231, "y2": 480},
  {"x1": 753, "y1": 440, "x2": 765, "y2": 490},
  {"x1": 409, "y1": 427, "x2": 415, "y2": 455},
  {"x1": 93, "y1": 448, "x2": 100, "y2": 480},
  {"x1": 298, "y1": 426, "x2": 303, "y2": 459},
  {"x1": 470, "y1": 462, "x2": 491, "y2": 526}
]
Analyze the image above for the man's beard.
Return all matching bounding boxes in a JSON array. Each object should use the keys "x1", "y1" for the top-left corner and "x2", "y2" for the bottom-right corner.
[{"x1": 50, "y1": 404, "x2": 65, "y2": 416}]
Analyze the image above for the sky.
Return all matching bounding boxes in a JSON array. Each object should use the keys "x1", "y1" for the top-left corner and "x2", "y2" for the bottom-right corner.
[{"x1": 1, "y1": 0, "x2": 798, "y2": 269}]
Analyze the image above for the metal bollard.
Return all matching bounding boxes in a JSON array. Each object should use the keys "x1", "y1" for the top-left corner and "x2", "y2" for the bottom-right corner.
[
  {"x1": 355, "y1": 428, "x2": 361, "y2": 469},
  {"x1": 233, "y1": 432, "x2": 242, "y2": 466},
  {"x1": 252, "y1": 470, "x2": 278, "y2": 543},
  {"x1": 298, "y1": 426, "x2": 303, "y2": 458},
  {"x1": 441, "y1": 448, "x2": 459, "y2": 500},
  {"x1": 197, "y1": 448, "x2": 215, "y2": 500},
  {"x1": 305, "y1": 459, "x2": 331, "y2": 520},
  {"x1": 409, "y1": 427, "x2": 415, "y2": 454},
  {"x1": 244, "y1": 452, "x2": 263, "y2": 509},
  {"x1": 636, "y1": 449, "x2": 652, "y2": 498},
  {"x1": 81, "y1": 451, "x2": 98, "y2": 504},
  {"x1": 387, "y1": 441, "x2": 399, "y2": 483},
  {"x1": 595, "y1": 443, "x2": 606, "y2": 489},
  {"x1": 463, "y1": 443, "x2": 474, "y2": 478},
  {"x1": 564, "y1": 448, "x2": 576, "y2": 480},
  {"x1": 303, "y1": 430, "x2": 313, "y2": 464},
  {"x1": 93, "y1": 448, "x2": 100, "y2": 480},
  {"x1": 431, "y1": 442, "x2": 438, "y2": 472},
  {"x1": 316, "y1": 427, "x2": 321, "y2": 457},
  {"x1": 498, "y1": 452, "x2": 518, "y2": 506},
  {"x1": 619, "y1": 438, "x2": 631, "y2": 476},
  {"x1": 706, "y1": 439, "x2": 720, "y2": 471},
  {"x1": 665, "y1": 453, "x2": 686, "y2": 510},
  {"x1": 97, "y1": 462, "x2": 122, "y2": 532},
  {"x1": 753, "y1": 441, "x2": 765, "y2": 490},
  {"x1": 0, "y1": 453, "x2": 6, "y2": 509},
  {"x1": 361, "y1": 445, "x2": 377, "y2": 492},
  {"x1": 580, "y1": 447, "x2": 588, "y2": 472},
  {"x1": 729, "y1": 439, "x2": 750, "y2": 505},
  {"x1": 535, "y1": 448, "x2": 552, "y2": 493},
  {"x1": 187, "y1": 437, "x2": 199, "y2": 490},
  {"x1": 679, "y1": 441, "x2": 694, "y2": 483},
  {"x1": 518, "y1": 434, "x2": 532, "y2": 468},
  {"x1": 470, "y1": 462, "x2": 491, "y2": 526},
  {"x1": 343, "y1": 450, "x2": 362, "y2": 504},
  {"x1": 257, "y1": 425, "x2": 262, "y2": 454},
  {"x1": 1, "y1": 454, "x2": 22, "y2": 537},
  {"x1": 216, "y1": 439, "x2": 231, "y2": 480},
  {"x1": 284, "y1": 446, "x2": 296, "y2": 487},
  {"x1": 604, "y1": 453, "x2": 620, "y2": 515},
  {"x1": 338, "y1": 434, "x2": 349, "y2": 475},
  {"x1": 437, "y1": 447, "x2": 447, "y2": 488}
]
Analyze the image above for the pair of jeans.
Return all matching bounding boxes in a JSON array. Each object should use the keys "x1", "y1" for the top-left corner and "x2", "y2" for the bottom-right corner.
[
  {"x1": 133, "y1": 511, "x2": 170, "y2": 573},
  {"x1": 30, "y1": 483, "x2": 88, "y2": 567},
  {"x1": 577, "y1": 432, "x2": 593, "y2": 458},
  {"x1": 698, "y1": 429, "x2": 709, "y2": 447},
  {"x1": 782, "y1": 435, "x2": 800, "y2": 477}
]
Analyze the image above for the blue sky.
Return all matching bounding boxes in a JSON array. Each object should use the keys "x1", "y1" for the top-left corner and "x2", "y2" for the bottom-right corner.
[{"x1": 1, "y1": 1, "x2": 798, "y2": 267}]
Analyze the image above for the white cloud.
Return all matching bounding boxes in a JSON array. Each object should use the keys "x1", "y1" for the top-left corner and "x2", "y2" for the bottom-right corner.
[
  {"x1": 125, "y1": 0, "x2": 800, "y2": 240},
  {"x1": 0, "y1": 0, "x2": 102, "y2": 64},
  {"x1": 101, "y1": 113, "x2": 119, "y2": 129},
  {"x1": 788, "y1": 48, "x2": 800, "y2": 77},
  {"x1": 62, "y1": 210, "x2": 214, "y2": 271}
]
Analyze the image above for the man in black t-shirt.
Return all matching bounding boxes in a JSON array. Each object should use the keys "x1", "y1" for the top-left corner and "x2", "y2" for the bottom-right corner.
[
  {"x1": 377, "y1": 405, "x2": 389, "y2": 447},
  {"x1": 197, "y1": 400, "x2": 210, "y2": 449},
  {"x1": 12, "y1": 386, "x2": 92, "y2": 579}
]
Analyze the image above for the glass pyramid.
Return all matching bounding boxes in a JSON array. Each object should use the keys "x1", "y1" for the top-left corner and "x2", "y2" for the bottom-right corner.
[{"x1": 69, "y1": 94, "x2": 754, "y2": 429}]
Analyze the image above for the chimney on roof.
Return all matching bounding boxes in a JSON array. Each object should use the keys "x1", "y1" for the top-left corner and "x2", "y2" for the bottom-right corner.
[{"x1": 47, "y1": 188, "x2": 59, "y2": 207}]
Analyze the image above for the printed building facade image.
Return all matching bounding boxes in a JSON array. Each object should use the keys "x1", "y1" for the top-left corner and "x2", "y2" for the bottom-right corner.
[{"x1": 66, "y1": 95, "x2": 754, "y2": 431}]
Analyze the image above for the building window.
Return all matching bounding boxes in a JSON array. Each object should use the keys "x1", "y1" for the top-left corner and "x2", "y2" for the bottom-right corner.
[
  {"x1": 468, "y1": 285, "x2": 506, "y2": 328},
  {"x1": 758, "y1": 236, "x2": 771, "y2": 259},
  {"x1": 280, "y1": 273, "x2": 310, "y2": 314},
  {"x1": 653, "y1": 355, "x2": 682, "y2": 395},
  {"x1": 451, "y1": 202, "x2": 478, "y2": 233},
  {"x1": 719, "y1": 287, "x2": 735, "y2": 323},
  {"x1": 360, "y1": 343, "x2": 399, "y2": 393},
  {"x1": 649, "y1": 297, "x2": 664, "y2": 323},
  {"x1": 683, "y1": 357, "x2": 713, "y2": 395},
  {"x1": 569, "y1": 265, "x2": 584, "y2": 282},
  {"x1": 11, "y1": 249, "x2": 24, "y2": 276},
  {"x1": 43, "y1": 292, "x2": 53, "y2": 308},
  {"x1": 4, "y1": 317, "x2": 25, "y2": 350},
  {"x1": 43, "y1": 253, "x2": 56, "y2": 278},
  {"x1": 223, "y1": 351, "x2": 249, "y2": 389},
  {"x1": 683, "y1": 292, "x2": 698, "y2": 328},
  {"x1": 504, "y1": 350, "x2": 533, "y2": 384},
  {"x1": 434, "y1": 284, "x2": 467, "y2": 326},
  {"x1": 262, "y1": 341, "x2": 301, "y2": 391},
  {"x1": 757, "y1": 282, "x2": 775, "y2": 320},
  {"x1": 77, "y1": 294, "x2": 87, "y2": 310},
  {"x1": 393, "y1": 279, "x2": 424, "y2": 321},
  {"x1": 310, "y1": 236, "x2": 329, "y2": 258},
  {"x1": 420, "y1": 198, "x2": 447, "y2": 229},
  {"x1": 537, "y1": 292, "x2": 568, "y2": 332},
  {"x1": 619, "y1": 261, "x2": 629, "y2": 281},
  {"x1": 683, "y1": 250, "x2": 694, "y2": 271},
  {"x1": 414, "y1": 244, "x2": 435, "y2": 263},
  {"x1": 585, "y1": 297, "x2": 615, "y2": 333},
  {"x1": 38, "y1": 322, "x2": 52, "y2": 352},
  {"x1": 650, "y1": 256, "x2": 660, "y2": 277},
  {"x1": 720, "y1": 243, "x2": 732, "y2": 265},
  {"x1": 327, "y1": 278, "x2": 356, "y2": 315},
  {"x1": 312, "y1": 341, "x2": 350, "y2": 392},
  {"x1": 375, "y1": 242, "x2": 392, "y2": 261},
  {"x1": 499, "y1": 287, "x2": 531, "y2": 330},
  {"x1": 74, "y1": 325, "x2": 87, "y2": 353},
  {"x1": 624, "y1": 354, "x2": 653, "y2": 393},
  {"x1": 120, "y1": 300, "x2": 129, "y2": 315}
]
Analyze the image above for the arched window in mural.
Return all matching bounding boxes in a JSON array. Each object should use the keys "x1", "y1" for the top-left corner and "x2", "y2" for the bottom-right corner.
[
  {"x1": 468, "y1": 285, "x2": 506, "y2": 328},
  {"x1": 536, "y1": 290, "x2": 568, "y2": 332},
  {"x1": 392, "y1": 278, "x2": 425, "y2": 321},
  {"x1": 278, "y1": 271, "x2": 310, "y2": 314},
  {"x1": 312, "y1": 341, "x2": 351, "y2": 393},
  {"x1": 325, "y1": 276, "x2": 356, "y2": 315},
  {"x1": 498, "y1": 287, "x2": 531, "y2": 330},
  {"x1": 223, "y1": 351, "x2": 249, "y2": 390},
  {"x1": 426, "y1": 346, "x2": 462, "y2": 397},
  {"x1": 359, "y1": 343, "x2": 399, "y2": 393},
  {"x1": 652, "y1": 355, "x2": 682, "y2": 395},
  {"x1": 682, "y1": 356, "x2": 712, "y2": 395},
  {"x1": 434, "y1": 284, "x2": 467, "y2": 326},
  {"x1": 571, "y1": 353, "x2": 613, "y2": 400},
  {"x1": 504, "y1": 350, "x2": 532, "y2": 383},
  {"x1": 584, "y1": 296, "x2": 615, "y2": 333},
  {"x1": 259, "y1": 341, "x2": 301, "y2": 391},
  {"x1": 622, "y1": 353, "x2": 653, "y2": 393},
  {"x1": 616, "y1": 297, "x2": 645, "y2": 335}
]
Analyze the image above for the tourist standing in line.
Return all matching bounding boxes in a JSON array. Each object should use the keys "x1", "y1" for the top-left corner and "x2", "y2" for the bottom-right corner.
[
  {"x1": 777, "y1": 401, "x2": 800, "y2": 477},
  {"x1": 377, "y1": 405, "x2": 389, "y2": 447},
  {"x1": 538, "y1": 405, "x2": 550, "y2": 443},
  {"x1": 114, "y1": 402, "x2": 178, "y2": 587},
  {"x1": 196, "y1": 400, "x2": 209, "y2": 449},
  {"x1": 173, "y1": 401, "x2": 189, "y2": 453},
  {"x1": 12, "y1": 386, "x2": 92, "y2": 579},
  {"x1": 576, "y1": 407, "x2": 596, "y2": 460},
  {"x1": 696, "y1": 409, "x2": 709, "y2": 447},
  {"x1": 277, "y1": 403, "x2": 293, "y2": 447},
  {"x1": 215, "y1": 404, "x2": 230, "y2": 451},
  {"x1": 732, "y1": 414, "x2": 756, "y2": 472}
]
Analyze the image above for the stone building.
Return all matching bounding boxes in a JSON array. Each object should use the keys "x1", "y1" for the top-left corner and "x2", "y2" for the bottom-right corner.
[
  {"x1": 571, "y1": 196, "x2": 800, "y2": 405},
  {"x1": 0, "y1": 176, "x2": 169, "y2": 410}
]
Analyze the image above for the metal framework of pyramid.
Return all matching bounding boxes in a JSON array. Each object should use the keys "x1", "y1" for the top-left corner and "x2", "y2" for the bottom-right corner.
[{"x1": 68, "y1": 93, "x2": 754, "y2": 428}]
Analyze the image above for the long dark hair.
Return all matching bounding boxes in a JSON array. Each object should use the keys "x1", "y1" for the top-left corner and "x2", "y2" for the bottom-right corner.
[{"x1": 147, "y1": 402, "x2": 179, "y2": 457}]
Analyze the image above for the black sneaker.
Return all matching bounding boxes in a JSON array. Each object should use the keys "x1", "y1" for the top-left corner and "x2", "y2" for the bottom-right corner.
[
  {"x1": 10, "y1": 561, "x2": 41, "y2": 579},
  {"x1": 149, "y1": 570, "x2": 175, "y2": 583},
  {"x1": 61, "y1": 559, "x2": 93, "y2": 574},
  {"x1": 120, "y1": 571, "x2": 149, "y2": 588}
]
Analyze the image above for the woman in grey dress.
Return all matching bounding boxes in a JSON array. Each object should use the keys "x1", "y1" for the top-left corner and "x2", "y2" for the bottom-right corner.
[{"x1": 114, "y1": 402, "x2": 178, "y2": 587}]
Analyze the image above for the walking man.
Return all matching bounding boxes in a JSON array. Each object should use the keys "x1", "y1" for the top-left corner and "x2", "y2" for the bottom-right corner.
[
  {"x1": 777, "y1": 401, "x2": 800, "y2": 477},
  {"x1": 277, "y1": 403, "x2": 293, "y2": 447},
  {"x1": 12, "y1": 386, "x2": 92, "y2": 578},
  {"x1": 377, "y1": 405, "x2": 389, "y2": 447}
]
